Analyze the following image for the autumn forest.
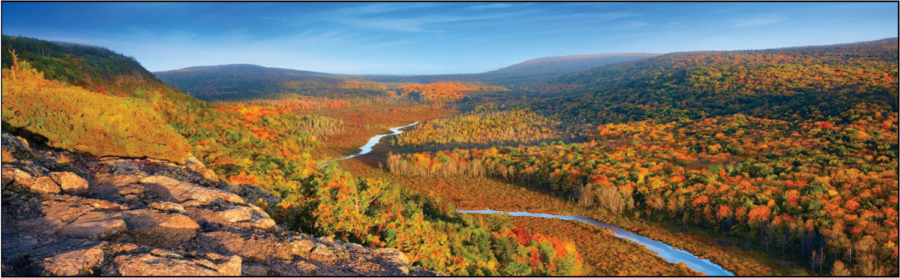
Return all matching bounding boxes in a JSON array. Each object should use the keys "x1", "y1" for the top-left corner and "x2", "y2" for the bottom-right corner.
[{"x1": 1, "y1": 6, "x2": 898, "y2": 276}]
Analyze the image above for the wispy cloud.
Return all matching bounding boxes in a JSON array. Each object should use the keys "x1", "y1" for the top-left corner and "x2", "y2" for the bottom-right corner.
[
  {"x1": 538, "y1": 12, "x2": 640, "y2": 22},
  {"x1": 621, "y1": 21, "x2": 649, "y2": 28},
  {"x1": 333, "y1": 11, "x2": 534, "y2": 32},
  {"x1": 336, "y1": 3, "x2": 438, "y2": 15},
  {"x1": 467, "y1": 3, "x2": 519, "y2": 10},
  {"x1": 362, "y1": 39, "x2": 421, "y2": 49},
  {"x1": 466, "y1": 3, "x2": 534, "y2": 11},
  {"x1": 732, "y1": 15, "x2": 785, "y2": 27}
]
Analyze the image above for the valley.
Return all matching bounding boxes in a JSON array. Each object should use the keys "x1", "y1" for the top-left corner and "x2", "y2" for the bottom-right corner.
[{"x1": 2, "y1": 20, "x2": 898, "y2": 277}]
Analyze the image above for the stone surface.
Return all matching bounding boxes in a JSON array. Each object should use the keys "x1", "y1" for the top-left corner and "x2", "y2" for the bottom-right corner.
[
  {"x1": 243, "y1": 264, "x2": 268, "y2": 276},
  {"x1": 290, "y1": 239, "x2": 315, "y2": 257},
  {"x1": 50, "y1": 172, "x2": 89, "y2": 195},
  {"x1": 1, "y1": 133, "x2": 440, "y2": 277},
  {"x1": 193, "y1": 231, "x2": 292, "y2": 262},
  {"x1": 5, "y1": 169, "x2": 61, "y2": 195},
  {"x1": 34, "y1": 241, "x2": 106, "y2": 276},
  {"x1": 212, "y1": 207, "x2": 253, "y2": 223},
  {"x1": 107, "y1": 253, "x2": 220, "y2": 276},
  {"x1": 214, "y1": 255, "x2": 242, "y2": 276},
  {"x1": 251, "y1": 218, "x2": 277, "y2": 231},
  {"x1": 375, "y1": 248, "x2": 411, "y2": 266},
  {"x1": 140, "y1": 175, "x2": 244, "y2": 205},
  {"x1": 375, "y1": 248, "x2": 412, "y2": 274},
  {"x1": 149, "y1": 201, "x2": 186, "y2": 214},
  {"x1": 120, "y1": 209, "x2": 200, "y2": 249},
  {"x1": 58, "y1": 212, "x2": 127, "y2": 239},
  {"x1": 82, "y1": 198, "x2": 128, "y2": 211},
  {"x1": 1, "y1": 133, "x2": 31, "y2": 158},
  {"x1": 311, "y1": 243, "x2": 336, "y2": 259}
]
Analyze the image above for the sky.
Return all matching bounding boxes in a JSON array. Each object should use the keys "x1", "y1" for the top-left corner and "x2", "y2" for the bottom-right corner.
[{"x1": 2, "y1": 2, "x2": 897, "y2": 74}]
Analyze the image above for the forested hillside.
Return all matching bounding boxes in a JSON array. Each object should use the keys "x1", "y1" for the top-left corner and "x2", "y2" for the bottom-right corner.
[
  {"x1": 488, "y1": 53, "x2": 660, "y2": 80},
  {"x1": 531, "y1": 38, "x2": 899, "y2": 124},
  {"x1": 155, "y1": 64, "x2": 389, "y2": 101},
  {"x1": 1, "y1": 35, "x2": 599, "y2": 276},
  {"x1": 381, "y1": 38, "x2": 900, "y2": 276},
  {"x1": 1, "y1": 35, "x2": 191, "y2": 104}
]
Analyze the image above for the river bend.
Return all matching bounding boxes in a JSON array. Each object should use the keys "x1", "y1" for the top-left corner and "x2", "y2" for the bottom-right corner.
[{"x1": 342, "y1": 122, "x2": 735, "y2": 276}]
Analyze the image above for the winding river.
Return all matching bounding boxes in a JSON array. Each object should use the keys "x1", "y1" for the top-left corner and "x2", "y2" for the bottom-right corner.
[
  {"x1": 341, "y1": 122, "x2": 735, "y2": 276},
  {"x1": 326, "y1": 121, "x2": 419, "y2": 163}
]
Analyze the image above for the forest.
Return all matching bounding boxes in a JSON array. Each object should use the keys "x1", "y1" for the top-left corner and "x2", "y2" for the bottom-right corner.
[{"x1": 2, "y1": 34, "x2": 897, "y2": 276}]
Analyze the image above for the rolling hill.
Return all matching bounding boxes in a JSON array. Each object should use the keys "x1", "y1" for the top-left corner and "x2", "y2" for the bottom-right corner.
[
  {"x1": 153, "y1": 53, "x2": 658, "y2": 101},
  {"x1": 529, "y1": 38, "x2": 899, "y2": 124},
  {"x1": 154, "y1": 64, "x2": 389, "y2": 101},
  {"x1": 359, "y1": 53, "x2": 660, "y2": 86}
]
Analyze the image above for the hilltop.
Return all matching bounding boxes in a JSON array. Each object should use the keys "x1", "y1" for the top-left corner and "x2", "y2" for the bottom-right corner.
[{"x1": 528, "y1": 37, "x2": 899, "y2": 124}]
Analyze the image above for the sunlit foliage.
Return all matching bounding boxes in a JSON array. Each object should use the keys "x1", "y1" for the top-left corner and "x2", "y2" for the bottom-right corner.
[{"x1": 2, "y1": 52, "x2": 191, "y2": 162}]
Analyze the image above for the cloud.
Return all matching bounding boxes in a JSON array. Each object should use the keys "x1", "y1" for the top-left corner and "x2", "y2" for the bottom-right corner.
[
  {"x1": 362, "y1": 39, "x2": 421, "y2": 49},
  {"x1": 732, "y1": 15, "x2": 785, "y2": 27},
  {"x1": 469, "y1": 3, "x2": 513, "y2": 10},
  {"x1": 538, "y1": 12, "x2": 640, "y2": 22},
  {"x1": 621, "y1": 21, "x2": 648, "y2": 28},
  {"x1": 336, "y1": 3, "x2": 438, "y2": 15},
  {"x1": 333, "y1": 11, "x2": 533, "y2": 32},
  {"x1": 467, "y1": 3, "x2": 517, "y2": 10}
]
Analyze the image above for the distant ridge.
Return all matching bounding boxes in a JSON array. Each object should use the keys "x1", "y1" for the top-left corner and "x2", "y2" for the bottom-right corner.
[
  {"x1": 154, "y1": 64, "x2": 384, "y2": 101},
  {"x1": 154, "y1": 53, "x2": 660, "y2": 100},
  {"x1": 357, "y1": 53, "x2": 660, "y2": 85}
]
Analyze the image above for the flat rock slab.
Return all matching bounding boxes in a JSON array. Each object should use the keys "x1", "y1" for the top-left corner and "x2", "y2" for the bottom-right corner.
[
  {"x1": 140, "y1": 176, "x2": 244, "y2": 206},
  {"x1": 58, "y1": 211, "x2": 126, "y2": 240},
  {"x1": 120, "y1": 209, "x2": 199, "y2": 249},
  {"x1": 212, "y1": 207, "x2": 253, "y2": 223},
  {"x1": 107, "y1": 253, "x2": 220, "y2": 276},
  {"x1": 32, "y1": 240, "x2": 106, "y2": 276},
  {"x1": 194, "y1": 231, "x2": 292, "y2": 262}
]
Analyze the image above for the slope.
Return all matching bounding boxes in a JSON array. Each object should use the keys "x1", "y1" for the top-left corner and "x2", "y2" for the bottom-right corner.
[
  {"x1": 360, "y1": 53, "x2": 659, "y2": 86},
  {"x1": 154, "y1": 64, "x2": 388, "y2": 101},
  {"x1": 531, "y1": 38, "x2": 899, "y2": 124}
]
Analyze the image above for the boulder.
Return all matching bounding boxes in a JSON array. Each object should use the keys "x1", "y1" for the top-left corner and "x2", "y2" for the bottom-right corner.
[
  {"x1": 32, "y1": 176, "x2": 62, "y2": 195},
  {"x1": 50, "y1": 172, "x2": 89, "y2": 195},
  {"x1": 212, "y1": 207, "x2": 252, "y2": 223},
  {"x1": 120, "y1": 209, "x2": 199, "y2": 249},
  {"x1": 5, "y1": 169, "x2": 60, "y2": 195},
  {"x1": 375, "y1": 248, "x2": 411, "y2": 274},
  {"x1": 311, "y1": 243, "x2": 336, "y2": 259},
  {"x1": 289, "y1": 239, "x2": 315, "y2": 256},
  {"x1": 214, "y1": 255, "x2": 242, "y2": 276},
  {"x1": 149, "y1": 201, "x2": 186, "y2": 214},
  {"x1": 82, "y1": 198, "x2": 128, "y2": 211},
  {"x1": 58, "y1": 212, "x2": 127, "y2": 239},
  {"x1": 251, "y1": 218, "x2": 277, "y2": 231},
  {"x1": 34, "y1": 241, "x2": 106, "y2": 276}
]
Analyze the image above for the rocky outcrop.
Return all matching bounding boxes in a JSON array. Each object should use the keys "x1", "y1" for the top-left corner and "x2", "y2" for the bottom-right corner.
[
  {"x1": 1, "y1": 133, "x2": 439, "y2": 276},
  {"x1": 49, "y1": 171, "x2": 89, "y2": 195}
]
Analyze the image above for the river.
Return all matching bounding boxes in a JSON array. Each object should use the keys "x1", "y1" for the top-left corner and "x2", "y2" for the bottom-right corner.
[
  {"x1": 458, "y1": 209, "x2": 735, "y2": 276},
  {"x1": 341, "y1": 122, "x2": 735, "y2": 276}
]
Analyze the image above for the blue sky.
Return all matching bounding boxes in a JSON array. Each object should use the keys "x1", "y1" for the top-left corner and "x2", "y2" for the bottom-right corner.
[{"x1": 2, "y1": 2, "x2": 897, "y2": 74}]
